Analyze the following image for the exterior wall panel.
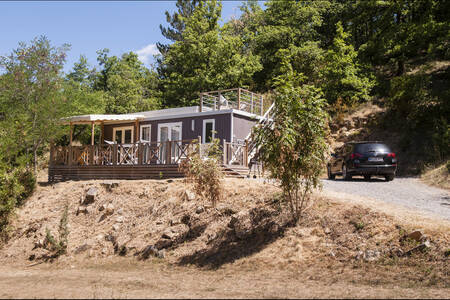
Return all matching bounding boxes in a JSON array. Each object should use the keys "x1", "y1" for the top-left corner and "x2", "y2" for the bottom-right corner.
[{"x1": 232, "y1": 114, "x2": 257, "y2": 142}]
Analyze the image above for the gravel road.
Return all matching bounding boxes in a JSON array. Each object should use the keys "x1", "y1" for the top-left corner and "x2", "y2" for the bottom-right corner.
[{"x1": 321, "y1": 177, "x2": 450, "y2": 221}]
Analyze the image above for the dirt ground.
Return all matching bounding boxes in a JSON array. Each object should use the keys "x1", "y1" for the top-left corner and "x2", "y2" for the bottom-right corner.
[{"x1": 0, "y1": 176, "x2": 448, "y2": 298}]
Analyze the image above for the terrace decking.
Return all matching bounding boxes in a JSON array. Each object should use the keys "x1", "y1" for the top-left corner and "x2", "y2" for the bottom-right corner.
[{"x1": 48, "y1": 139, "x2": 250, "y2": 182}]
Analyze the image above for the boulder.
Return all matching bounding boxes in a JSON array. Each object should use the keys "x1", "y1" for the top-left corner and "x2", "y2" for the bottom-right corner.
[
  {"x1": 84, "y1": 187, "x2": 98, "y2": 204},
  {"x1": 77, "y1": 206, "x2": 90, "y2": 215},
  {"x1": 156, "y1": 224, "x2": 190, "y2": 249},
  {"x1": 407, "y1": 230, "x2": 423, "y2": 242},
  {"x1": 183, "y1": 190, "x2": 196, "y2": 201},
  {"x1": 101, "y1": 181, "x2": 120, "y2": 192},
  {"x1": 229, "y1": 211, "x2": 253, "y2": 239}
]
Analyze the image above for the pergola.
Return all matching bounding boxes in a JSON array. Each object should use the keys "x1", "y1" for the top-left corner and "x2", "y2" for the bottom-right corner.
[{"x1": 61, "y1": 114, "x2": 145, "y2": 146}]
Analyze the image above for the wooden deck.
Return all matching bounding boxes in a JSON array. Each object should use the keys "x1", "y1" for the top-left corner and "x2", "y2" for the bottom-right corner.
[{"x1": 48, "y1": 139, "x2": 250, "y2": 182}]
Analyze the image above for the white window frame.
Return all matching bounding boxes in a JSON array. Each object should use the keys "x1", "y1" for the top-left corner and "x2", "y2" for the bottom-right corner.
[
  {"x1": 157, "y1": 122, "x2": 183, "y2": 142},
  {"x1": 202, "y1": 119, "x2": 215, "y2": 144},
  {"x1": 113, "y1": 126, "x2": 134, "y2": 144},
  {"x1": 139, "y1": 124, "x2": 152, "y2": 142}
]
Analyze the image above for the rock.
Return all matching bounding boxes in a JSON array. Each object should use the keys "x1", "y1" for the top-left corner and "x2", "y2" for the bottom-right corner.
[
  {"x1": 74, "y1": 243, "x2": 91, "y2": 254},
  {"x1": 115, "y1": 216, "x2": 124, "y2": 223},
  {"x1": 112, "y1": 224, "x2": 120, "y2": 231},
  {"x1": 217, "y1": 204, "x2": 236, "y2": 216},
  {"x1": 356, "y1": 250, "x2": 381, "y2": 262},
  {"x1": 156, "y1": 224, "x2": 190, "y2": 250},
  {"x1": 101, "y1": 248, "x2": 108, "y2": 255},
  {"x1": 407, "y1": 230, "x2": 423, "y2": 242},
  {"x1": 84, "y1": 187, "x2": 98, "y2": 204},
  {"x1": 166, "y1": 179, "x2": 173, "y2": 183},
  {"x1": 229, "y1": 211, "x2": 253, "y2": 239},
  {"x1": 196, "y1": 206, "x2": 205, "y2": 214},
  {"x1": 157, "y1": 249, "x2": 165, "y2": 259},
  {"x1": 140, "y1": 245, "x2": 158, "y2": 260},
  {"x1": 99, "y1": 204, "x2": 106, "y2": 212},
  {"x1": 96, "y1": 234, "x2": 104, "y2": 241},
  {"x1": 324, "y1": 227, "x2": 331, "y2": 234},
  {"x1": 183, "y1": 190, "x2": 196, "y2": 201},
  {"x1": 77, "y1": 206, "x2": 90, "y2": 215},
  {"x1": 33, "y1": 239, "x2": 45, "y2": 249},
  {"x1": 101, "y1": 181, "x2": 119, "y2": 191},
  {"x1": 104, "y1": 203, "x2": 114, "y2": 216},
  {"x1": 117, "y1": 208, "x2": 123, "y2": 215}
]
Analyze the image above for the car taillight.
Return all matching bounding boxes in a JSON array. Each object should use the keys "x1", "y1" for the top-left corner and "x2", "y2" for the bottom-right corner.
[
  {"x1": 387, "y1": 153, "x2": 396, "y2": 158},
  {"x1": 350, "y1": 153, "x2": 362, "y2": 159}
]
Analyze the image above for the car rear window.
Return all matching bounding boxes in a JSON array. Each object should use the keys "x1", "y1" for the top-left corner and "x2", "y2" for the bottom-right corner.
[{"x1": 354, "y1": 143, "x2": 391, "y2": 153}]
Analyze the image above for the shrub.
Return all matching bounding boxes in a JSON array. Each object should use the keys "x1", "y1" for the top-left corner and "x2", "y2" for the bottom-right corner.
[
  {"x1": 254, "y1": 62, "x2": 329, "y2": 222},
  {"x1": 0, "y1": 165, "x2": 35, "y2": 242},
  {"x1": 44, "y1": 203, "x2": 69, "y2": 257},
  {"x1": 179, "y1": 137, "x2": 223, "y2": 207}
]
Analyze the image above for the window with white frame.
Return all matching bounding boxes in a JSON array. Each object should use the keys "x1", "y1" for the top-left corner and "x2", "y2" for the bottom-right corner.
[
  {"x1": 140, "y1": 124, "x2": 151, "y2": 142},
  {"x1": 202, "y1": 119, "x2": 215, "y2": 143}
]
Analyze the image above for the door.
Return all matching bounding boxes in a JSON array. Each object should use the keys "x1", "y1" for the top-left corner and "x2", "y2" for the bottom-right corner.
[
  {"x1": 140, "y1": 125, "x2": 151, "y2": 163},
  {"x1": 158, "y1": 122, "x2": 182, "y2": 163},
  {"x1": 113, "y1": 126, "x2": 134, "y2": 144}
]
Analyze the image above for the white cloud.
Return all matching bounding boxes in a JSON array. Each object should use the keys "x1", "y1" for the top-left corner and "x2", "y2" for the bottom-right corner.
[{"x1": 136, "y1": 44, "x2": 159, "y2": 65}]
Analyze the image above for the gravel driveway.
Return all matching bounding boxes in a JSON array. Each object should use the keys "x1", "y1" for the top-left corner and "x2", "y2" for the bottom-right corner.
[{"x1": 321, "y1": 177, "x2": 450, "y2": 221}]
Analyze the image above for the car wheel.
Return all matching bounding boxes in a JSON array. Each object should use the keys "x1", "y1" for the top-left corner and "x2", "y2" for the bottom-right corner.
[
  {"x1": 385, "y1": 174, "x2": 395, "y2": 182},
  {"x1": 342, "y1": 165, "x2": 351, "y2": 181},
  {"x1": 327, "y1": 165, "x2": 335, "y2": 180},
  {"x1": 364, "y1": 175, "x2": 371, "y2": 181}
]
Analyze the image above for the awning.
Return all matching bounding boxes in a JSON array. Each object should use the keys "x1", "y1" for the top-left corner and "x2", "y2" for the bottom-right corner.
[{"x1": 61, "y1": 114, "x2": 146, "y2": 125}]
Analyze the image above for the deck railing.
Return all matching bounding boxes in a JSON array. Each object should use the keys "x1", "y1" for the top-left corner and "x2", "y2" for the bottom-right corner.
[
  {"x1": 50, "y1": 139, "x2": 199, "y2": 167},
  {"x1": 200, "y1": 88, "x2": 266, "y2": 116}
]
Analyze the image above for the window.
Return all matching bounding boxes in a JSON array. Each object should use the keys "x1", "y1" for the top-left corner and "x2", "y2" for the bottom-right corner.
[
  {"x1": 140, "y1": 124, "x2": 151, "y2": 142},
  {"x1": 202, "y1": 119, "x2": 215, "y2": 143},
  {"x1": 191, "y1": 120, "x2": 195, "y2": 131},
  {"x1": 113, "y1": 126, "x2": 134, "y2": 144}
]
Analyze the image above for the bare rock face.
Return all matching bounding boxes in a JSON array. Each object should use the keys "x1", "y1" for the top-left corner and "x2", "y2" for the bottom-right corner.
[{"x1": 83, "y1": 187, "x2": 98, "y2": 204}]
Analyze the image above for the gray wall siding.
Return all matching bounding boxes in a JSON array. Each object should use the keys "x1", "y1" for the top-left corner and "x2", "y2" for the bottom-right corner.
[
  {"x1": 232, "y1": 114, "x2": 257, "y2": 142},
  {"x1": 104, "y1": 114, "x2": 232, "y2": 143}
]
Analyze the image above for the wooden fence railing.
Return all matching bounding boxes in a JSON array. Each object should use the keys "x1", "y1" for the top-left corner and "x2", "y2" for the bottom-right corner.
[{"x1": 50, "y1": 139, "x2": 199, "y2": 167}]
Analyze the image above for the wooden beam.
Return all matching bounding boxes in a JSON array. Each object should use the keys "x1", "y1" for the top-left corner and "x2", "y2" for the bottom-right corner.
[
  {"x1": 135, "y1": 119, "x2": 139, "y2": 143},
  {"x1": 91, "y1": 122, "x2": 95, "y2": 145},
  {"x1": 69, "y1": 123, "x2": 73, "y2": 146},
  {"x1": 100, "y1": 122, "x2": 104, "y2": 145}
]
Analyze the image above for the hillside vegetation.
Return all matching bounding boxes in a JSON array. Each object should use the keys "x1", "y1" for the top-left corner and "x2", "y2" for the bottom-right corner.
[
  {"x1": 0, "y1": 0, "x2": 449, "y2": 243},
  {"x1": 0, "y1": 178, "x2": 448, "y2": 297}
]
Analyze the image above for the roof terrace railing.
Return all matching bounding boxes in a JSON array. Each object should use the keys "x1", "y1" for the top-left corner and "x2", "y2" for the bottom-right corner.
[{"x1": 199, "y1": 88, "x2": 266, "y2": 116}]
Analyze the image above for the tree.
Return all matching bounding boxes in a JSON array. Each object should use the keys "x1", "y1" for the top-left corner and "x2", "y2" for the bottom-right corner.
[
  {"x1": 319, "y1": 22, "x2": 374, "y2": 106},
  {"x1": 0, "y1": 36, "x2": 71, "y2": 172},
  {"x1": 253, "y1": 59, "x2": 329, "y2": 222},
  {"x1": 158, "y1": 0, "x2": 261, "y2": 107},
  {"x1": 93, "y1": 50, "x2": 160, "y2": 114}
]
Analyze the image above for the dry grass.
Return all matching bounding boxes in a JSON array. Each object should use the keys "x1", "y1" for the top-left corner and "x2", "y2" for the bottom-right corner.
[
  {"x1": 422, "y1": 162, "x2": 450, "y2": 191},
  {"x1": 0, "y1": 177, "x2": 448, "y2": 298}
]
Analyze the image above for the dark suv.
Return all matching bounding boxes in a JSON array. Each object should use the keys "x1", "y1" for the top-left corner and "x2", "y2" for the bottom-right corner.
[{"x1": 327, "y1": 141, "x2": 397, "y2": 181}]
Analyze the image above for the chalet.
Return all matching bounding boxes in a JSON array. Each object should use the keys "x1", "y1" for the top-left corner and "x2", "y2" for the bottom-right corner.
[{"x1": 49, "y1": 88, "x2": 273, "y2": 181}]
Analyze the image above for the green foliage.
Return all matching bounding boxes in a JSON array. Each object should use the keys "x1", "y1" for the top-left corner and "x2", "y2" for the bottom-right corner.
[
  {"x1": 320, "y1": 22, "x2": 374, "y2": 106},
  {"x1": 179, "y1": 137, "x2": 223, "y2": 207},
  {"x1": 158, "y1": 0, "x2": 262, "y2": 106},
  {"x1": 44, "y1": 203, "x2": 69, "y2": 257},
  {"x1": 94, "y1": 50, "x2": 160, "y2": 114},
  {"x1": 254, "y1": 64, "x2": 329, "y2": 222},
  {"x1": 0, "y1": 165, "x2": 35, "y2": 242}
]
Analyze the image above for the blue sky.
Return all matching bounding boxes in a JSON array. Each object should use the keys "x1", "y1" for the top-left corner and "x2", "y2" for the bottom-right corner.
[{"x1": 0, "y1": 1, "x2": 253, "y2": 73}]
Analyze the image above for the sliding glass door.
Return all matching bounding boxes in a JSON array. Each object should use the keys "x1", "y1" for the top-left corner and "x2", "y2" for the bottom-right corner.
[{"x1": 157, "y1": 122, "x2": 182, "y2": 164}]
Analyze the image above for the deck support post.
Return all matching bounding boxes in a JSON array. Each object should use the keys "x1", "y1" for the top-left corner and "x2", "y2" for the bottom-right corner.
[
  {"x1": 49, "y1": 141, "x2": 54, "y2": 167},
  {"x1": 69, "y1": 123, "x2": 73, "y2": 146},
  {"x1": 244, "y1": 139, "x2": 249, "y2": 167},
  {"x1": 237, "y1": 88, "x2": 241, "y2": 110},
  {"x1": 223, "y1": 139, "x2": 227, "y2": 165},
  {"x1": 100, "y1": 122, "x2": 104, "y2": 144},
  {"x1": 91, "y1": 121, "x2": 95, "y2": 145},
  {"x1": 135, "y1": 119, "x2": 139, "y2": 143},
  {"x1": 89, "y1": 145, "x2": 94, "y2": 165},
  {"x1": 166, "y1": 141, "x2": 171, "y2": 164}
]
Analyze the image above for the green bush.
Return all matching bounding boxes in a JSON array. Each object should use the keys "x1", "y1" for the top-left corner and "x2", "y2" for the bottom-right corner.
[{"x1": 0, "y1": 166, "x2": 35, "y2": 242}]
